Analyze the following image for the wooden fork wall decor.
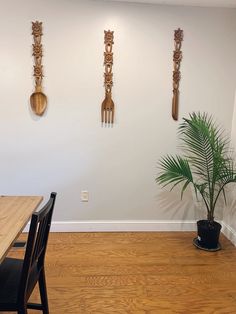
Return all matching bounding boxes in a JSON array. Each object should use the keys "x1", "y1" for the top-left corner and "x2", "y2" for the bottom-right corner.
[
  {"x1": 172, "y1": 28, "x2": 183, "y2": 121},
  {"x1": 30, "y1": 21, "x2": 47, "y2": 116},
  {"x1": 101, "y1": 30, "x2": 115, "y2": 125}
]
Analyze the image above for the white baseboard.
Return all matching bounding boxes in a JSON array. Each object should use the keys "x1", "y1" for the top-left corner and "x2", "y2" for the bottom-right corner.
[
  {"x1": 46, "y1": 220, "x2": 197, "y2": 232},
  {"x1": 24, "y1": 220, "x2": 197, "y2": 232},
  {"x1": 23, "y1": 219, "x2": 236, "y2": 246},
  {"x1": 221, "y1": 221, "x2": 236, "y2": 246}
]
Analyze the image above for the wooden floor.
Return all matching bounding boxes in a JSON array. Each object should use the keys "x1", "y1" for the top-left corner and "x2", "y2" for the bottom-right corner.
[{"x1": 5, "y1": 232, "x2": 236, "y2": 313}]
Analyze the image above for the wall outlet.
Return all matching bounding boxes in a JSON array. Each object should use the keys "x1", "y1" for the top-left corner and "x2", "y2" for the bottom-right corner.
[{"x1": 81, "y1": 190, "x2": 89, "y2": 202}]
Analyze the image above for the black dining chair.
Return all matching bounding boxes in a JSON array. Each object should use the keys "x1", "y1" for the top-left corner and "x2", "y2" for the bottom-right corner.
[{"x1": 0, "y1": 192, "x2": 57, "y2": 314}]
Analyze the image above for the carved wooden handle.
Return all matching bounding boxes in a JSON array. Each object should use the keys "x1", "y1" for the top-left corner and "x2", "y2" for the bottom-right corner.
[
  {"x1": 32, "y1": 21, "x2": 44, "y2": 89},
  {"x1": 172, "y1": 28, "x2": 183, "y2": 121},
  {"x1": 101, "y1": 30, "x2": 115, "y2": 125},
  {"x1": 104, "y1": 30, "x2": 114, "y2": 94},
  {"x1": 30, "y1": 21, "x2": 47, "y2": 116}
]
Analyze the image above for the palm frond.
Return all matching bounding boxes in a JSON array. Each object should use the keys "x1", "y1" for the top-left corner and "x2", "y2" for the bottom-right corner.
[
  {"x1": 156, "y1": 112, "x2": 236, "y2": 221},
  {"x1": 156, "y1": 155, "x2": 193, "y2": 199}
]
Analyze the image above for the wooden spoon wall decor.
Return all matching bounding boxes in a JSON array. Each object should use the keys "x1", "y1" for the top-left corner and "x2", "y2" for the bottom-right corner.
[
  {"x1": 30, "y1": 21, "x2": 47, "y2": 116},
  {"x1": 101, "y1": 30, "x2": 115, "y2": 125},
  {"x1": 172, "y1": 28, "x2": 183, "y2": 121}
]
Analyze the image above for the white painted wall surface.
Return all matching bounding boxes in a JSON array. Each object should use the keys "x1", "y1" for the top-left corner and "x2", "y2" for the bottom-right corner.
[
  {"x1": 0, "y1": 0, "x2": 235, "y2": 225},
  {"x1": 223, "y1": 92, "x2": 236, "y2": 244}
]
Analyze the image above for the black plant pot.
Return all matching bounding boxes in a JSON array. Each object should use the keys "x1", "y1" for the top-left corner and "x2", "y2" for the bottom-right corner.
[{"x1": 194, "y1": 220, "x2": 222, "y2": 251}]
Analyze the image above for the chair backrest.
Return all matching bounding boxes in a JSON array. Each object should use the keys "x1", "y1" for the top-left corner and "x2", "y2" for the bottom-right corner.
[{"x1": 18, "y1": 192, "x2": 57, "y2": 302}]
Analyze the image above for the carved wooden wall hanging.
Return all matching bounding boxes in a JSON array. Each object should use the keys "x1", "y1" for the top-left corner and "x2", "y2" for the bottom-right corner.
[
  {"x1": 101, "y1": 30, "x2": 115, "y2": 125},
  {"x1": 30, "y1": 21, "x2": 47, "y2": 116},
  {"x1": 172, "y1": 28, "x2": 183, "y2": 121}
]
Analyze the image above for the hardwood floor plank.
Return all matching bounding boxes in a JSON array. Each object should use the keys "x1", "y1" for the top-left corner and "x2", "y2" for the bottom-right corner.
[
  {"x1": 82, "y1": 296, "x2": 236, "y2": 314},
  {"x1": 4, "y1": 232, "x2": 236, "y2": 313}
]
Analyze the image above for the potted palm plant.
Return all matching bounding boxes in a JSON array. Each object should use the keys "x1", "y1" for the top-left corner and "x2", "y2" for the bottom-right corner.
[{"x1": 156, "y1": 112, "x2": 236, "y2": 251}]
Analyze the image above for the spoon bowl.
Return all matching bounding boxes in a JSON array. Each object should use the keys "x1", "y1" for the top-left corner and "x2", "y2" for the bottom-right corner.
[{"x1": 30, "y1": 91, "x2": 47, "y2": 116}]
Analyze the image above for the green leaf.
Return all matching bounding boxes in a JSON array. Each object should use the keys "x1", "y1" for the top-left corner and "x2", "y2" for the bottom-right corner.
[{"x1": 156, "y1": 112, "x2": 236, "y2": 219}]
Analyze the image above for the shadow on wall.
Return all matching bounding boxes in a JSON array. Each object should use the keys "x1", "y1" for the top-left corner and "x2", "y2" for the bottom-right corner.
[
  {"x1": 156, "y1": 185, "x2": 226, "y2": 222},
  {"x1": 224, "y1": 185, "x2": 236, "y2": 229},
  {"x1": 155, "y1": 186, "x2": 205, "y2": 221}
]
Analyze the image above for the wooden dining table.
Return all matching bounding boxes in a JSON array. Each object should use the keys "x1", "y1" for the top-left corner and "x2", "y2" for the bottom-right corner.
[{"x1": 0, "y1": 196, "x2": 43, "y2": 263}]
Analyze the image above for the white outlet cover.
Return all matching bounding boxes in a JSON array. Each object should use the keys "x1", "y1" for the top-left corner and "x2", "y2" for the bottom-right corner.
[{"x1": 81, "y1": 191, "x2": 89, "y2": 202}]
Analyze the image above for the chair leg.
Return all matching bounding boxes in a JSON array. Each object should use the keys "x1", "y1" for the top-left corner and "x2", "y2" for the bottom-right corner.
[
  {"x1": 18, "y1": 307, "x2": 28, "y2": 314},
  {"x1": 39, "y1": 268, "x2": 49, "y2": 314}
]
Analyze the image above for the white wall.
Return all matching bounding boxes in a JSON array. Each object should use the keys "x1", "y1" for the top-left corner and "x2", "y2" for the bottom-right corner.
[
  {"x1": 0, "y1": 0, "x2": 236, "y2": 226},
  {"x1": 223, "y1": 92, "x2": 236, "y2": 243}
]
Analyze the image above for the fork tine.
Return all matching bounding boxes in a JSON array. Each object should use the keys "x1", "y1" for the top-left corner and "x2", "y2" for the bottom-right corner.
[
  {"x1": 111, "y1": 108, "x2": 114, "y2": 124},
  {"x1": 105, "y1": 109, "x2": 107, "y2": 124},
  {"x1": 108, "y1": 108, "x2": 111, "y2": 125},
  {"x1": 101, "y1": 105, "x2": 105, "y2": 123},
  {"x1": 106, "y1": 110, "x2": 108, "y2": 125}
]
